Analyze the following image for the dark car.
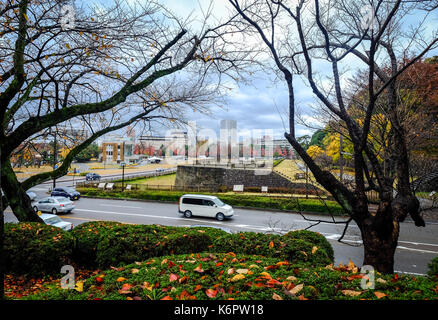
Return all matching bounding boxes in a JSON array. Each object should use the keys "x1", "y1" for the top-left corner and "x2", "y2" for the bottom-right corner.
[
  {"x1": 51, "y1": 187, "x2": 80, "y2": 201},
  {"x1": 85, "y1": 172, "x2": 101, "y2": 181}
]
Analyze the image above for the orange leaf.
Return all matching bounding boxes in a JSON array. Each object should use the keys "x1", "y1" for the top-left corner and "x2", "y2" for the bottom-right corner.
[
  {"x1": 116, "y1": 277, "x2": 127, "y2": 282},
  {"x1": 269, "y1": 241, "x2": 274, "y2": 248},
  {"x1": 194, "y1": 264, "x2": 204, "y2": 273},
  {"x1": 194, "y1": 285, "x2": 202, "y2": 292},
  {"x1": 206, "y1": 289, "x2": 218, "y2": 298},
  {"x1": 374, "y1": 292, "x2": 387, "y2": 299},
  {"x1": 160, "y1": 296, "x2": 172, "y2": 300}
]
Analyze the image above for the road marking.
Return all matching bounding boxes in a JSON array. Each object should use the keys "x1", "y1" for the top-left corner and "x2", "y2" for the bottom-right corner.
[
  {"x1": 99, "y1": 204, "x2": 142, "y2": 209},
  {"x1": 395, "y1": 270, "x2": 426, "y2": 276}
]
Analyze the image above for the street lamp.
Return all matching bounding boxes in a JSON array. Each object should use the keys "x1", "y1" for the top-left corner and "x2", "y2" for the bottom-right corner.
[{"x1": 121, "y1": 161, "x2": 126, "y2": 191}]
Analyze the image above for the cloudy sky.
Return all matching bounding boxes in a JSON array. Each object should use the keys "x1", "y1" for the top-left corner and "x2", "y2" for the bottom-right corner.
[{"x1": 94, "y1": 0, "x2": 438, "y2": 140}]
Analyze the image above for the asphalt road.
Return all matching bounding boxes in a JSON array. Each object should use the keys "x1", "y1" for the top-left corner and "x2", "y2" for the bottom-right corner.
[{"x1": 5, "y1": 178, "x2": 438, "y2": 275}]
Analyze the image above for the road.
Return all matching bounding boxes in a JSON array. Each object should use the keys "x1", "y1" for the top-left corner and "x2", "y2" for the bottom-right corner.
[{"x1": 5, "y1": 178, "x2": 438, "y2": 275}]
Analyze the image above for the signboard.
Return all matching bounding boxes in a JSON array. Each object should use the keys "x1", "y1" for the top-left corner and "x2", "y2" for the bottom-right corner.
[
  {"x1": 261, "y1": 186, "x2": 268, "y2": 193},
  {"x1": 233, "y1": 184, "x2": 244, "y2": 192}
]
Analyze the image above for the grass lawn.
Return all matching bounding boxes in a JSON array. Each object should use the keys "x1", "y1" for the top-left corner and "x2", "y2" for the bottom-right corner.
[{"x1": 123, "y1": 173, "x2": 176, "y2": 186}]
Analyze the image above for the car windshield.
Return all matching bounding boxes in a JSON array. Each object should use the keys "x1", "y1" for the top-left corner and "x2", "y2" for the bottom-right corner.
[
  {"x1": 214, "y1": 198, "x2": 225, "y2": 206},
  {"x1": 56, "y1": 197, "x2": 70, "y2": 203},
  {"x1": 63, "y1": 187, "x2": 75, "y2": 193},
  {"x1": 44, "y1": 216, "x2": 62, "y2": 224}
]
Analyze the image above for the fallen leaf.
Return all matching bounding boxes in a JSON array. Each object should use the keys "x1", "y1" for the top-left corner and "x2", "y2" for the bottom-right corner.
[
  {"x1": 131, "y1": 268, "x2": 139, "y2": 274},
  {"x1": 298, "y1": 294, "x2": 308, "y2": 300},
  {"x1": 377, "y1": 278, "x2": 387, "y2": 284},
  {"x1": 206, "y1": 289, "x2": 218, "y2": 298},
  {"x1": 116, "y1": 277, "x2": 127, "y2": 282},
  {"x1": 312, "y1": 246, "x2": 318, "y2": 254},
  {"x1": 374, "y1": 292, "x2": 387, "y2": 299},
  {"x1": 160, "y1": 296, "x2": 172, "y2": 300},
  {"x1": 194, "y1": 285, "x2": 202, "y2": 292},
  {"x1": 341, "y1": 290, "x2": 362, "y2": 297},
  {"x1": 289, "y1": 283, "x2": 304, "y2": 295},
  {"x1": 230, "y1": 274, "x2": 245, "y2": 282},
  {"x1": 236, "y1": 269, "x2": 249, "y2": 274},
  {"x1": 227, "y1": 268, "x2": 234, "y2": 275},
  {"x1": 169, "y1": 274, "x2": 179, "y2": 282},
  {"x1": 194, "y1": 264, "x2": 204, "y2": 273},
  {"x1": 286, "y1": 276, "x2": 297, "y2": 282},
  {"x1": 269, "y1": 241, "x2": 274, "y2": 248},
  {"x1": 272, "y1": 293, "x2": 283, "y2": 300}
]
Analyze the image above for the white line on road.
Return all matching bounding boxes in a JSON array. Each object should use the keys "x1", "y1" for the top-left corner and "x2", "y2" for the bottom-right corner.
[{"x1": 99, "y1": 204, "x2": 142, "y2": 209}]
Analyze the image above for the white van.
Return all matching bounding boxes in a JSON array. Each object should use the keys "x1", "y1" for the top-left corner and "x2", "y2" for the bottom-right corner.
[{"x1": 178, "y1": 194, "x2": 234, "y2": 221}]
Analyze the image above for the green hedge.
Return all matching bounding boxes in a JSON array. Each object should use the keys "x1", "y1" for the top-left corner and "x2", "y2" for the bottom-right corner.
[
  {"x1": 283, "y1": 230, "x2": 334, "y2": 261},
  {"x1": 211, "y1": 232, "x2": 332, "y2": 267},
  {"x1": 5, "y1": 221, "x2": 333, "y2": 275},
  {"x1": 428, "y1": 256, "x2": 438, "y2": 277},
  {"x1": 4, "y1": 222, "x2": 75, "y2": 276}
]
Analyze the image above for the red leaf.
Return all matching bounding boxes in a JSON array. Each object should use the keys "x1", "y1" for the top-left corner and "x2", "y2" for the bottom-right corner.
[
  {"x1": 216, "y1": 262, "x2": 223, "y2": 267},
  {"x1": 160, "y1": 296, "x2": 173, "y2": 300}
]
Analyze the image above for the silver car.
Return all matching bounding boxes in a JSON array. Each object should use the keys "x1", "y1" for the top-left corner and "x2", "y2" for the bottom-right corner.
[
  {"x1": 33, "y1": 196, "x2": 75, "y2": 215},
  {"x1": 40, "y1": 213, "x2": 73, "y2": 231}
]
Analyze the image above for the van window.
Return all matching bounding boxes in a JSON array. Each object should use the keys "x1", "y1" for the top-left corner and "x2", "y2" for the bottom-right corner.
[
  {"x1": 203, "y1": 200, "x2": 215, "y2": 206},
  {"x1": 182, "y1": 198, "x2": 203, "y2": 205}
]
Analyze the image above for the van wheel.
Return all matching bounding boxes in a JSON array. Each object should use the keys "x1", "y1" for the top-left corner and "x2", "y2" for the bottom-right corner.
[
  {"x1": 184, "y1": 210, "x2": 192, "y2": 218},
  {"x1": 216, "y1": 213, "x2": 225, "y2": 221}
]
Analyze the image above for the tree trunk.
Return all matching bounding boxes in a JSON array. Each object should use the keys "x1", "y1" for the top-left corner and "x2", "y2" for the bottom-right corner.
[
  {"x1": 0, "y1": 159, "x2": 42, "y2": 222},
  {"x1": 360, "y1": 209, "x2": 399, "y2": 274}
]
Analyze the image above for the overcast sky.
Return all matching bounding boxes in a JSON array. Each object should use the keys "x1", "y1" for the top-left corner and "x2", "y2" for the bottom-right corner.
[{"x1": 95, "y1": 0, "x2": 438, "y2": 140}]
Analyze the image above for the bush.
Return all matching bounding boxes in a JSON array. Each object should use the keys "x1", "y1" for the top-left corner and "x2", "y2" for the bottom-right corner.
[
  {"x1": 71, "y1": 221, "x2": 124, "y2": 267},
  {"x1": 283, "y1": 230, "x2": 334, "y2": 261},
  {"x1": 211, "y1": 231, "x2": 333, "y2": 266},
  {"x1": 95, "y1": 226, "x2": 210, "y2": 268},
  {"x1": 4, "y1": 222, "x2": 75, "y2": 276},
  {"x1": 427, "y1": 256, "x2": 438, "y2": 277}
]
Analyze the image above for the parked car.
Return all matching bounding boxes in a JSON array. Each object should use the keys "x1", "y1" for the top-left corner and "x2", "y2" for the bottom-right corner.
[
  {"x1": 39, "y1": 213, "x2": 73, "y2": 231},
  {"x1": 26, "y1": 191, "x2": 37, "y2": 201},
  {"x1": 155, "y1": 167, "x2": 165, "y2": 172},
  {"x1": 33, "y1": 196, "x2": 75, "y2": 215},
  {"x1": 178, "y1": 194, "x2": 234, "y2": 221},
  {"x1": 2, "y1": 189, "x2": 37, "y2": 201},
  {"x1": 51, "y1": 187, "x2": 80, "y2": 200},
  {"x1": 85, "y1": 172, "x2": 101, "y2": 181}
]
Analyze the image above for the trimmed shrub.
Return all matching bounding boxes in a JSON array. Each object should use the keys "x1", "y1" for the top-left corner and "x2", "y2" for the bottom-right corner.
[
  {"x1": 211, "y1": 231, "x2": 333, "y2": 266},
  {"x1": 283, "y1": 230, "x2": 334, "y2": 261},
  {"x1": 94, "y1": 224, "x2": 215, "y2": 268},
  {"x1": 4, "y1": 222, "x2": 75, "y2": 276},
  {"x1": 427, "y1": 256, "x2": 438, "y2": 277},
  {"x1": 71, "y1": 221, "x2": 124, "y2": 267}
]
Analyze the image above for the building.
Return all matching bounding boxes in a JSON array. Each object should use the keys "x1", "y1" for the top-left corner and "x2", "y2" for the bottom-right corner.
[{"x1": 101, "y1": 135, "x2": 136, "y2": 164}]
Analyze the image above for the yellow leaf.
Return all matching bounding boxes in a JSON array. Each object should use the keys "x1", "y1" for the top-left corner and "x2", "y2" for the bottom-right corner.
[
  {"x1": 348, "y1": 259, "x2": 355, "y2": 270},
  {"x1": 74, "y1": 281, "x2": 84, "y2": 292},
  {"x1": 289, "y1": 283, "x2": 304, "y2": 295},
  {"x1": 286, "y1": 276, "x2": 297, "y2": 282},
  {"x1": 116, "y1": 277, "x2": 127, "y2": 282},
  {"x1": 341, "y1": 290, "x2": 362, "y2": 297},
  {"x1": 312, "y1": 246, "x2": 318, "y2": 254},
  {"x1": 260, "y1": 272, "x2": 271, "y2": 278},
  {"x1": 143, "y1": 282, "x2": 153, "y2": 291},
  {"x1": 374, "y1": 292, "x2": 387, "y2": 299},
  {"x1": 230, "y1": 274, "x2": 245, "y2": 282},
  {"x1": 131, "y1": 268, "x2": 139, "y2": 274},
  {"x1": 65, "y1": 43, "x2": 70, "y2": 49}
]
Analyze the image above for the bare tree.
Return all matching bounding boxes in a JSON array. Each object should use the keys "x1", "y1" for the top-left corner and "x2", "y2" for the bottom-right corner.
[
  {"x1": 0, "y1": 0, "x2": 256, "y2": 222},
  {"x1": 229, "y1": 0, "x2": 438, "y2": 273}
]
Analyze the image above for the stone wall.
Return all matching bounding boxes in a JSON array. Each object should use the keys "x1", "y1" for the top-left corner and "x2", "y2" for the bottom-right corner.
[{"x1": 174, "y1": 165, "x2": 311, "y2": 191}]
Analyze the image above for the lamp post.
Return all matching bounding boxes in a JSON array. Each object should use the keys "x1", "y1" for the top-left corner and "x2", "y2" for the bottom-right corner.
[{"x1": 121, "y1": 161, "x2": 126, "y2": 191}]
